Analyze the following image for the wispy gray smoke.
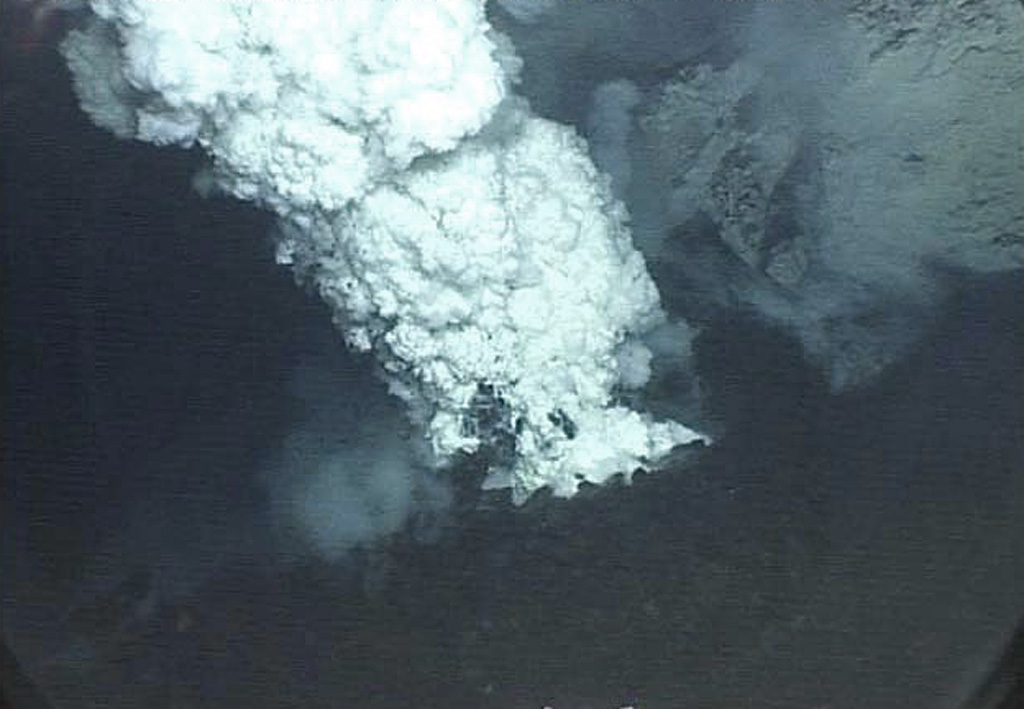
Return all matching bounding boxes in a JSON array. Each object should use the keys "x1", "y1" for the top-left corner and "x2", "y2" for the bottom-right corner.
[
  {"x1": 586, "y1": 79, "x2": 641, "y2": 201},
  {"x1": 260, "y1": 352, "x2": 448, "y2": 559}
]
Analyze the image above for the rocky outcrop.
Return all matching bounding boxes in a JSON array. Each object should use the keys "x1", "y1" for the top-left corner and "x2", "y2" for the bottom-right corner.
[{"x1": 638, "y1": 0, "x2": 1023, "y2": 389}]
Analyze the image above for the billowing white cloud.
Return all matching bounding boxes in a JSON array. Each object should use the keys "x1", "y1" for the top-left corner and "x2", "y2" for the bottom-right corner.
[
  {"x1": 64, "y1": 0, "x2": 508, "y2": 211},
  {"x1": 62, "y1": 0, "x2": 705, "y2": 505}
]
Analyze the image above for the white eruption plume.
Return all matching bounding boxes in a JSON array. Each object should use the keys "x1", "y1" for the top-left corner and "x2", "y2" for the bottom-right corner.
[{"x1": 61, "y1": 0, "x2": 705, "y2": 503}]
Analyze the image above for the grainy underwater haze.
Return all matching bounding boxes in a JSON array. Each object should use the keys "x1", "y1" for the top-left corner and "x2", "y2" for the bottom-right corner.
[{"x1": 2, "y1": 1, "x2": 1023, "y2": 708}]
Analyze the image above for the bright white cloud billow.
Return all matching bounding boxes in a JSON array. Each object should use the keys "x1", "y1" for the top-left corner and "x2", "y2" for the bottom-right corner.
[{"x1": 62, "y1": 0, "x2": 705, "y2": 509}]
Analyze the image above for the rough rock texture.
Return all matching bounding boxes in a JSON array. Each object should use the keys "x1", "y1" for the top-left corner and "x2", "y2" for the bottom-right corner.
[
  {"x1": 639, "y1": 0, "x2": 1023, "y2": 389},
  {"x1": 826, "y1": 0, "x2": 1024, "y2": 276},
  {"x1": 641, "y1": 63, "x2": 802, "y2": 279}
]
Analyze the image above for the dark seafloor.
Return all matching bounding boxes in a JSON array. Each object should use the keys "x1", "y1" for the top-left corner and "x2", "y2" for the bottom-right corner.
[{"x1": 2, "y1": 20, "x2": 1023, "y2": 709}]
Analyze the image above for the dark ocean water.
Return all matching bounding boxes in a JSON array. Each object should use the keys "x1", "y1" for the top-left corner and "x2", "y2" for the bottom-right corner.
[{"x1": 3, "y1": 39, "x2": 1022, "y2": 709}]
